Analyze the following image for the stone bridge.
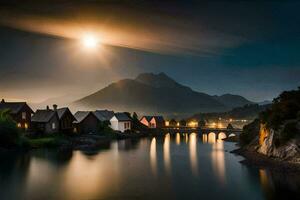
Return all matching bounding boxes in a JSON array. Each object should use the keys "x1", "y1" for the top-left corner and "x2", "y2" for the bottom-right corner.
[{"x1": 162, "y1": 127, "x2": 242, "y2": 139}]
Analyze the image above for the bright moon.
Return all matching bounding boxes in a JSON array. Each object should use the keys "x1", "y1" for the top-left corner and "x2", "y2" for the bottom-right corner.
[{"x1": 81, "y1": 34, "x2": 98, "y2": 49}]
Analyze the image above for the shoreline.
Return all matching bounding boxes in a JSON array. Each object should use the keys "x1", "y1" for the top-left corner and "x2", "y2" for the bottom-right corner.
[{"x1": 231, "y1": 147, "x2": 300, "y2": 173}]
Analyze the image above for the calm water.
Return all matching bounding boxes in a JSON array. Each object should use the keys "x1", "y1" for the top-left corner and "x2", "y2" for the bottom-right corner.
[{"x1": 0, "y1": 133, "x2": 299, "y2": 200}]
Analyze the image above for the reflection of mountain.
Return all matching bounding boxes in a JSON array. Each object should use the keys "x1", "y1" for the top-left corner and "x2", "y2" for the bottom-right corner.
[{"x1": 74, "y1": 72, "x2": 254, "y2": 117}]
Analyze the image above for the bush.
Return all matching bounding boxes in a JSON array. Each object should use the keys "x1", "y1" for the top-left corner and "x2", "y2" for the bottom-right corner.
[
  {"x1": 0, "y1": 109, "x2": 21, "y2": 148},
  {"x1": 280, "y1": 121, "x2": 300, "y2": 143},
  {"x1": 98, "y1": 120, "x2": 114, "y2": 134},
  {"x1": 239, "y1": 119, "x2": 260, "y2": 146}
]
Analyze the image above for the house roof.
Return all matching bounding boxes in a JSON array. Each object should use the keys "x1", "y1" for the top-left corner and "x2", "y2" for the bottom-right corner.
[
  {"x1": 94, "y1": 110, "x2": 115, "y2": 121},
  {"x1": 0, "y1": 101, "x2": 33, "y2": 114},
  {"x1": 140, "y1": 116, "x2": 153, "y2": 122},
  {"x1": 57, "y1": 107, "x2": 75, "y2": 121},
  {"x1": 31, "y1": 109, "x2": 57, "y2": 123},
  {"x1": 74, "y1": 111, "x2": 96, "y2": 123},
  {"x1": 152, "y1": 116, "x2": 165, "y2": 123},
  {"x1": 113, "y1": 112, "x2": 131, "y2": 121}
]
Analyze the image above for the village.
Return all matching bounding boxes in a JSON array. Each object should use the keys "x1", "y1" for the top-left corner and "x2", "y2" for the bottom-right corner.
[{"x1": 0, "y1": 99, "x2": 238, "y2": 137}]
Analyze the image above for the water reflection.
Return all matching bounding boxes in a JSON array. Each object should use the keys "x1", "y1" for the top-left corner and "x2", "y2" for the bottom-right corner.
[
  {"x1": 176, "y1": 133, "x2": 181, "y2": 145},
  {"x1": 208, "y1": 132, "x2": 216, "y2": 143},
  {"x1": 163, "y1": 133, "x2": 171, "y2": 174},
  {"x1": 185, "y1": 133, "x2": 189, "y2": 143},
  {"x1": 211, "y1": 139, "x2": 226, "y2": 184},
  {"x1": 1, "y1": 136, "x2": 300, "y2": 200},
  {"x1": 150, "y1": 137, "x2": 157, "y2": 176},
  {"x1": 202, "y1": 134, "x2": 208, "y2": 143},
  {"x1": 189, "y1": 133, "x2": 198, "y2": 175}
]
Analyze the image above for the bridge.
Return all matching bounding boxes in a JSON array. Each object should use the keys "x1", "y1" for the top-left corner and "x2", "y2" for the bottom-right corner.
[{"x1": 162, "y1": 127, "x2": 242, "y2": 139}]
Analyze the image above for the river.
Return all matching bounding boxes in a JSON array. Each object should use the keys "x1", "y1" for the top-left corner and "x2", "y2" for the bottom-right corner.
[{"x1": 0, "y1": 133, "x2": 299, "y2": 200}]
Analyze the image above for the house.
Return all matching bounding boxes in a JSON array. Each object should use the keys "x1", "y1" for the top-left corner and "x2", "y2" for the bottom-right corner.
[
  {"x1": 93, "y1": 109, "x2": 114, "y2": 122},
  {"x1": 73, "y1": 111, "x2": 99, "y2": 134},
  {"x1": 140, "y1": 116, "x2": 153, "y2": 127},
  {"x1": 31, "y1": 106, "x2": 60, "y2": 134},
  {"x1": 0, "y1": 99, "x2": 34, "y2": 130},
  {"x1": 110, "y1": 112, "x2": 132, "y2": 132},
  {"x1": 149, "y1": 116, "x2": 165, "y2": 128},
  {"x1": 55, "y1": 105, "x2": 76, "y2": 133},
  {"x1": 140, "y1": 115, "x2": 165, "y2": 128}
]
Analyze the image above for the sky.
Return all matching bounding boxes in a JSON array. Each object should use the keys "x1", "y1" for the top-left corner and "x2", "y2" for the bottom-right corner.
[{"x1": 0, "y1": 0, "x2": 300, "y2": 103}]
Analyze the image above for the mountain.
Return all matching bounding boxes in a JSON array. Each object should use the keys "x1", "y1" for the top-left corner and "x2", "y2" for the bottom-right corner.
[
  {"x1": 213, "y1": 94, "x2": 253, "y2": 108},
  {"x1": 74, "y1": 72, "x2": 254, "y2": 117}
]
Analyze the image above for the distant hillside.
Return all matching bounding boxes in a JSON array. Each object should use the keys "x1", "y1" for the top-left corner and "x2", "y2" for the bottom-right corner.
[
  {"x1": 74, "y1": 72, "x2": 254, "y2": 117},
  {"x1": 190, "y1": 104, "x2": 271, "y2": 120}
]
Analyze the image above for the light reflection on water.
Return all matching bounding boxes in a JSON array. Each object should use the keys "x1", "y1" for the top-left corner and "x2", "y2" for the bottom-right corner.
[{"x1": 0, "y1": 133, "x2": 299, "y2": 200}]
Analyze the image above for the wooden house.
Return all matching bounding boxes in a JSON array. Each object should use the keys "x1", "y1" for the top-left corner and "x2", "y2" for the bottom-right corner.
[
  {"x1": 140, "y1": 116, "x2": 152, "y2": 127},
  {"x1": 31, "y1": 106, "x2": 60, "y2": 134},
  {"x1": 93, "y1": 109, "x2": 114, "y2": 122},
  {"x1": 140, "y1": 115, "x2": 165, "y2": 128},
  {"x1": 55, "y1": 105, "x2": 76, "y2": 133},
  {"x1": 73, "y1": 111, "x2": 99, "y2": 134},
  {"x1": 110, "y1": 113, "x2": 132, "y2": 132},
  {"x1": 0, "y1": 99, "x2": 34, "y2": 130}
]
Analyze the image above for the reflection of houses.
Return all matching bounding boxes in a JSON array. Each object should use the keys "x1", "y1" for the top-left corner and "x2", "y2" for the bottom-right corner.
[
  {"x1": 0, "y1": 99, "x2": 34, "y2": 130},
  {"x1": 140, "y1": 116, "x2": 165, "y2": 128},
  {"x1": 56, "y1": 105, "x2": 76, "y2": 133},
  {"x1": 93, "y1": 110, "x2": 114, "y2": 122},
  {"x1": 73, "y1": 111, "x2": 99, "y2": 134},
  {"x1": 110, "y1": 113, "x2": 131, "y2": 132},
  {"x1": 31, "y1": 106, "x2": 60, "y2": 134}
]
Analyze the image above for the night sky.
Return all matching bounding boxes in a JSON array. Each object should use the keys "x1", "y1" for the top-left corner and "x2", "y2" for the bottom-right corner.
[{"x1": 0, "y1": 0, "x2": 299, "y2": 103}]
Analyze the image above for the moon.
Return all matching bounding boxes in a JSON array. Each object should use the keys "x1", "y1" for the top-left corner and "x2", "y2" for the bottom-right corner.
[{"x1": 81, "y1": 34, "x2": 99, "y2": 49}]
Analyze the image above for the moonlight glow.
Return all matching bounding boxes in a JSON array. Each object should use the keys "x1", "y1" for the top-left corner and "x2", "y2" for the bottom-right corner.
[{"x1": 81, "y1": 34, "x2": 99, "y2": 49}]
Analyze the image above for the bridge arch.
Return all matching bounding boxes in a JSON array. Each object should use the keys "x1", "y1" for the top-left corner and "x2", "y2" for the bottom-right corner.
[
  {"x1": 208, "y1": 132, "x2": 216, "y2": 143},
  {"x1": 218, "y1": 132, "x2": 227, "y2": 140}
]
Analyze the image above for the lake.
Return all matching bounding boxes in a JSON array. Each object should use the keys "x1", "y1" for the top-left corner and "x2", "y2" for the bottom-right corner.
[{"x1": 0, "y1": 133, "x2": 299, "y2": 200}]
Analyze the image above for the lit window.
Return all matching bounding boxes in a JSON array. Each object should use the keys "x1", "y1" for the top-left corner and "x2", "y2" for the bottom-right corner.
[
  {"x1": 52, "y1": 123, "x2": 56, "y2": 130},
  {"x1": 17, "y1": 123, "x2": 21, "y2": 128},
  {"x1": 24, "y1": 123, "x2": 28, "y2": 129},
  {"x1": 22, "y1": 112, "x2": 26, "y2": 119}
]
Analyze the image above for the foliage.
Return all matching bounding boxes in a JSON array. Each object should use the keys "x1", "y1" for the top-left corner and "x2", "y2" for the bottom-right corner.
[
  {"x1": 179, "y1": 119, "x2": 186, "y2": 126},
  {"x1": 0, "y1": 109, "x2": 21, "y2": 148},
  {"x1": 280, "y1": 121, "x2": 300, "y2": 143},
  {"x1": 260, "y1": 87, "x2": 300, "y2": 130},
  {"x1": 239, "y1": 119, "x2": 260, "y2": 146},
  {"x1": 198, "y1": 119, "x2": 206, "y2": 127},
  {"x1": 227, "y1": 123, "x2": 234, "y2": 130},
  {"x1": 97, "y1": 120, "x2": 114, "y2": 134},
  {"x1": 169, "y1": 119, "x2": 177, "y2": 126},
  {"x1": 132, "y1": 112, "x2": 138, "y2": 122}
]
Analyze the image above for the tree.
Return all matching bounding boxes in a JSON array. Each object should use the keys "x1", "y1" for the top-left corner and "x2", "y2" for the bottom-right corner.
[
  {"x1": 198, "y1": 119, "x2": 206, "y2": 128},
  {"x1": 0, "y1": 109, "x2": 21, "y2": 147},
  {"x1": 179, "y1": 119, "x2": 187, "y2": 127},
  {"x1": 227, "y1": 123, "x2": 234, "y2": 130},
  {"x1": 132, "y1": 112, "x2": 139, "y2": 122},
  {"x1": 169, "y1": 119, "x2": 177, "y2": 127}
]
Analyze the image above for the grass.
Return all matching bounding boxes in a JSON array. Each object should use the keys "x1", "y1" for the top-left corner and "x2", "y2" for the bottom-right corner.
[{"x1": 26, "y1": 133, "x2": 69, "y2": 148}]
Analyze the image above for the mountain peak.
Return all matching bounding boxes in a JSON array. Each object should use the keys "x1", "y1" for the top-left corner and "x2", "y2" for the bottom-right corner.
[{"x1": 135, "y1": 72, "x2": 181, "y2": 89}]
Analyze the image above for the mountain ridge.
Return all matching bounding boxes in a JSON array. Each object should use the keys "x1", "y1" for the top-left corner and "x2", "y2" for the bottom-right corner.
[{"x1": 74, "y1": 72, "x2": 254, "y2": 117}]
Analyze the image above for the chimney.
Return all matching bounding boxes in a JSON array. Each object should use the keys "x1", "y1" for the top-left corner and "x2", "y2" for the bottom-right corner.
[
  {"x1": 46, "y1": 105, "x2": 49, "y2": 110},
  {"x1": 53, "y1": 104, "x2": 58, "y2": 111},
  {"x1": 1, "y1": 99, "x2": 4, "y2": 103}
]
